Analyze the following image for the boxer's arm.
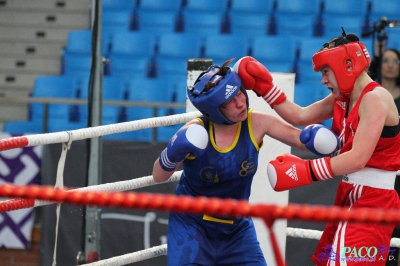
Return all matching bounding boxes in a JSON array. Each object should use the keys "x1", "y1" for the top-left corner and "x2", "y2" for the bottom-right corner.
[{"x1": 234, "y1": 56, "x2": 334, "y2": 126}]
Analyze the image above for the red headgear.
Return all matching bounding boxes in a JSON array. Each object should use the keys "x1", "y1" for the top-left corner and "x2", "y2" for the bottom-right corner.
[{"x1": 312, "y1": 33, "x2": 371, "y2": 96}]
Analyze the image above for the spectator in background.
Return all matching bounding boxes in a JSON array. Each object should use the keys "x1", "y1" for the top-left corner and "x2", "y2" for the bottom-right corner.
[
  {"x1": 369, "y1": 41, "x2": 400, "y2": 266},
  {"x1": 369, "y1": 41, "x2": 400, "y2": 111}
]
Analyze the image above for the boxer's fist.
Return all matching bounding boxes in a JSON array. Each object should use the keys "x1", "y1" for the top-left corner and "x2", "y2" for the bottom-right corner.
[
  {"x1": 159, "y1": 124, "x2": 208, "y2": 171},
  {"x1": 233, "y1": 56, "x2": 286, "y2": 107},
  {"x1": 267, "y1": 154, "x2": 334, "y2": 191},
  {"x1": 300, "y1": 124, "x2": 339, "y2": 157}
]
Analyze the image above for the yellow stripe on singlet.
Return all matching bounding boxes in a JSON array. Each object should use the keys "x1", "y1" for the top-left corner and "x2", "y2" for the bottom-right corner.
[{"x1": 202, "y1": 214, "x2": 234, "y2": 224}]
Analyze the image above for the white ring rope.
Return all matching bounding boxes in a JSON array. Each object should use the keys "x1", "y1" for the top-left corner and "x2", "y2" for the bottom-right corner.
[
  {"x1": 82, "y1": 244, "x2": 167, "y2": 266},
  {"x1": 32, "y1": 171, "x2": 183, "y2": 207},
  {"x1": 78, "y1": 227, "x2": 400, "y2": 266},
  {"x1": 7, "y1": 111, "x2": 201, "y2": 149},
  {"x1": 286, "y1": 227, "x2": 400, "y2": 247},
  {"x1": 286, "y1": 227, "x2": 322, "y2": 240}
]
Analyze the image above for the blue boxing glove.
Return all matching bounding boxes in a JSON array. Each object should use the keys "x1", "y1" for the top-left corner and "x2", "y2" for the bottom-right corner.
[
  {"x1": 159, "y1": 124, "x2": 208, "y2": 171},
  {"x1": 300, "y1": 124, "x2": 339, "y2": 157}
]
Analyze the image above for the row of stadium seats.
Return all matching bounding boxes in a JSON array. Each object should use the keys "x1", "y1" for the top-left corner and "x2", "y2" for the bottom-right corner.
[
  {"x1": 3, "y1": 75, "x2": 186, "y2": 142},
  {"x1": 61, "y1": 29, "x2": 393, "y2": 84},
  {"x1": 99, "y1": 0, "x2": 400, "y2": 39},
  {"x1": 101, "y1": 0, "x2": 400, "y2": 21}
]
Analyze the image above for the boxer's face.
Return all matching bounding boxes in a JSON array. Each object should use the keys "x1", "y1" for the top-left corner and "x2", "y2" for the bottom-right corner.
[
  {"x1": 321, "y1": 66, "x2": 341, "y2": 97},
  {"x1": 219, "y1": 90, "x2": 248, "y2": 123}
]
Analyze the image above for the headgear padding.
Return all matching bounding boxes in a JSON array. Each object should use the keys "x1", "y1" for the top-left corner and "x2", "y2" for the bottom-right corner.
[
  {"x1": 312, "y1": 34, "x2": 371, "y2": 96},
  {"x1": 188, "y1": 59, "x2": 246, "y2": 125}
]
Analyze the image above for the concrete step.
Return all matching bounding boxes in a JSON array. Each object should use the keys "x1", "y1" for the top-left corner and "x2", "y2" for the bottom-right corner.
[
  {"x1": 0, "y1": 41, "x2": 63, "y2": 59},
  {"x1": 0, "y1": 25, "x2": 88, "y2": 44},
  {"x1": 0, "y1": 56, "x2": 61, "y2": 75},
  {"x1": 0, "y1": 73, "x2": 38, "y2": 91},
  {"x1": 0, "y1": 0, "x2": 91, "y2": 13},
  {"x1": 0, "y1": 10, "x2": 90, "y2": 29}
]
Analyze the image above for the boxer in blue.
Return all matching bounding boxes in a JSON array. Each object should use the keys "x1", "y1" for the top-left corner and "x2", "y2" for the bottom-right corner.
[{"x1": 152, "y1": 58, "x2": 338, "y2": 265}]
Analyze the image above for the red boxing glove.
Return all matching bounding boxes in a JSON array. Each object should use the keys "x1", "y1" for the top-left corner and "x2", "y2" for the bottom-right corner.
[
  {"x1": 267, "y1": 153, "x2": 334, "y2": 191},
  {"x1": 233, "y1": 56, "x2": 287, "y2": 107}
]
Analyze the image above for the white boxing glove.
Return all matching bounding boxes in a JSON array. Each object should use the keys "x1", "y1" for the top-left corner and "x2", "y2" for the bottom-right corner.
[
  {"x1": 159, "y1": 124, "x2": 208, "y2": 171},
  {"x1": 300, "y1": 124, "x2": 338, "y2": 157}
]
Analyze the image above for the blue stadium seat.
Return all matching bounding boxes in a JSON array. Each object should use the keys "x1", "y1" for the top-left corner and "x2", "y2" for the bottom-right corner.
[
  {"x1": 3, "y1": 120, "x2": 43, "y2": 135},
  {"x1": 46, "y1": 76, "x2": 90, "y2": 132},
  {"x1": 63, "y1": 29, "x2": 112, "y2": 58},
  {"x1": 183, "y1": 1, "x2": 229, "y2": 33},
  {"x1": 297, "y1": 37, "x2": 326, "y2": 64},
  {"x1": 135, "y1": 10, "x2": 177, "y2": 35},
  {"x1": 257, "y1": 61, "x2": 293, "y2": 74},
  {"x1": 6, "y1": 75, "x2": 88, "y2": 134},
  {"x1": 322, "y1": 0, "x2": 370, "y2": 17},
  {"x1": 62, "y1": 54, "x2": 92, "y2": 76},
  {"x1": 63, "y1": 30, "x2": 92, "y2": 56},
  {"x1": 33, "y1": 75, "x2": 77, "y2": 98},
  {"x1": 155, "y1": 58, "x2": 187, "y2": 80},
  {"x1": 102, "y1": 0, "x2": 137, "y2": 11},
  {"x1": 1, "y1": 75, "x2": 68, "y2": 134},
  {"x1": 202, "y1": 34, "x2": 251, "y2": 64},
  {"x1": 109, "y1": 31, "x2": 157, "y2": 58},
  {"x1": 296, "y1": 61, "x2": 321, "y2": 85},
  {"x1": 184, "y1": 0, "x2": 229, "y2": 13},
  {"x1": 293, "y1": 82, "x2": 319, "y2": 107},
  {"x1": 387, "y1": 29, "x2": 400, "y2": 51},
  {"x1": 275, "y1": 13, "x2": 316, "y2": 37},
  {"x1": 138, "y1": 0, "x2": 182, "y2": 12},
  {"x1": 128, "y1": 77, "x2": 171, "y2": 102},
  {"x1": 155, "y1": 33, "x2": 201, "y2": 77},
  {"x1": 102, "y1": 10, "x2": 133, "y2": 32},
  {"x1": 369, "y1": 0, "x2": 400, "y2": 21},
  {"x1": 102, "y1": 77, "x2": 128, "y2": 101},
  {"x1": 111, "y1": 77, "x2": 172, "y2": 141},
  {"x1": 102, "y1": 77, "x2": 129, "y2": 127},
  {"x1": 323, "y1": 14, "x2": 364, "y2": 38},
  {"x1": 251, "y1": 35, "x2": 296, "y2": 65},
  {"x1": 181, "y1": 11, "x2": 223, "y2": 35},
  {"x1": 157, "y1": 32, "x2": 203, "y2": 59},
  {"x1": 276, "y1": 0, "x2": 321, "y2": 16},
  {"x1": 107, "y1": 55, "x2": 150, "y2": 79},
  {"x1": 295, "y1": 37, "x2": 326, "y2": 83},
  {"x1": 229, "y1": 0, "x2": 273, "y2": 14},
  {"x1": 157, "y1": 79, "x2": 187, "y2": 142},
  {"x1": 105, "y1": 31, "x2": 156, "y2": 77},
  {"x1": 230, "y1": 13, "x2": 269, "y2": 39}
]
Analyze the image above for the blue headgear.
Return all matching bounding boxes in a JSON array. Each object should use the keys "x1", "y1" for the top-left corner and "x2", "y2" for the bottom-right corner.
[{"x1": 188, "y1": 62, "x2": 246, "y2": 125}]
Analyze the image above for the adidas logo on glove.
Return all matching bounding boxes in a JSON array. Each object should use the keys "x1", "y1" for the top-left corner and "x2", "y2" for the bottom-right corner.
[{"x1": 285, "y1": 165, "x2": 298, "y2": 181}]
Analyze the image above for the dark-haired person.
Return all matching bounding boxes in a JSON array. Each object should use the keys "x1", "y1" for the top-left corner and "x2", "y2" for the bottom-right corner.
[
  {"x1": 370, "y1": 42, "x2": 400, "y2": 111},
  {"x1": 152, "y1": 58, "x2": 339, "y2": 265},
  {"x1": 235, "y1": 31, "x2": 400, "y2": 265}
]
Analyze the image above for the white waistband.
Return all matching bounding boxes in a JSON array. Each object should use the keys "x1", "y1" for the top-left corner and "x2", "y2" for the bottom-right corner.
[{"x1": 343, "y1": 168, "x2": 396, "y2": 190}]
